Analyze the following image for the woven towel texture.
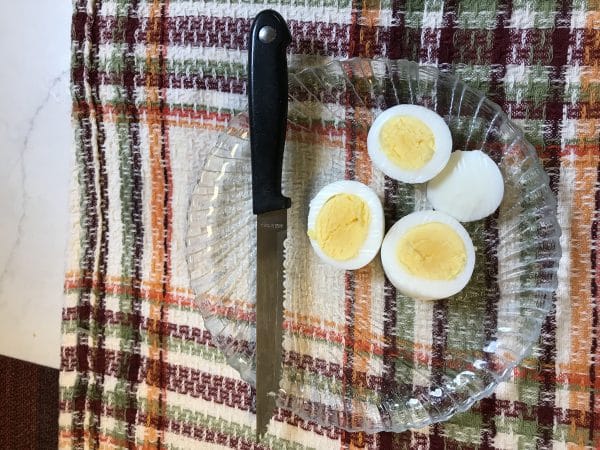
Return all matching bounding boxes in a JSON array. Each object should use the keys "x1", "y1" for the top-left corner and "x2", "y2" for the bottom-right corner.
[{"x1": 60, "y1": 0, "x2": 600, "y2": 448}]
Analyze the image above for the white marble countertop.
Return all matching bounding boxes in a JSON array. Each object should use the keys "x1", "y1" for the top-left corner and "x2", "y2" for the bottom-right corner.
[{"x1": 0, "y1": 0, "x2": 72, "y2": 369}]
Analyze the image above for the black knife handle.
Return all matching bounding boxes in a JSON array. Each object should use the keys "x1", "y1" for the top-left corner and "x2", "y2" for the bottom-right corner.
[{"x1": 248, "y1": 10, "x2": 292, "y2": 215}]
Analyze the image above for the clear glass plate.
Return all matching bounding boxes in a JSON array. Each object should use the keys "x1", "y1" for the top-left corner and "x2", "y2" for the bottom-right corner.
[{"x1": 186, "y1": 59, "x2": 561, "y2": 433}]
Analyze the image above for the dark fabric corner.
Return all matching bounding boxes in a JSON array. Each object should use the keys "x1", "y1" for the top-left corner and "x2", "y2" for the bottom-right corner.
[{"x1": 0, "y1": 355, "x2": 59, "y2": 450}]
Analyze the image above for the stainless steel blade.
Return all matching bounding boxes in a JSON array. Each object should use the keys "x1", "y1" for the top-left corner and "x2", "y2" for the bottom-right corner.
[{"x1": 255, "y1": 209, "x2": 287, "y2": 439}]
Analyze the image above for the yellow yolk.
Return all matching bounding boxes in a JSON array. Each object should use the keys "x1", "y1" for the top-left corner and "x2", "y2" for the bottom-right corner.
[
  {"x1": 308, "y1": 194, "x2": 371, "y2": 261},
  {"x1": 396, "y1": 222, "x2": 466, "y2": 280},
  {"x1": 379, "y1": 115, "x2": 435, "y2": 170}
]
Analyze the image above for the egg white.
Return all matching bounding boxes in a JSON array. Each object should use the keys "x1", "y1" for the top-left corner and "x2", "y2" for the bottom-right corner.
[
  {"x1": 307, "y1": 180, "x2": 384, "y2": 270},
  {"x1": 367, "y1": 104, "x2": 452, "y2": 183},
  {"x1": 381, "y1": 210, "x2": 475, "y2": 301},
  {"x1": 426, "y1": 150, "x2": 504, "y2": 222}
]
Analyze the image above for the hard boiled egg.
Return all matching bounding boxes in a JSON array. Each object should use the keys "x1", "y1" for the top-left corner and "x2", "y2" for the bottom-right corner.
[
  {"x1": 426, "y1": 150, "x2": 504, "y2": 222},
  {"x1": 381, "y1": 210, "x2": 475, "y2": 300},
  {"x1": 307, "y1": 180, "x2": 384, "y2": 270},
  {"x1": 367, "y1": 104, "x2": 452, "y2": 183}
]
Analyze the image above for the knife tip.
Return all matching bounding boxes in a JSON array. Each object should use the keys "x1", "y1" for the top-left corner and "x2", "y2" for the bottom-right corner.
[{"x1": 255, "y1": 423, "x2": 268, "y2": 442}]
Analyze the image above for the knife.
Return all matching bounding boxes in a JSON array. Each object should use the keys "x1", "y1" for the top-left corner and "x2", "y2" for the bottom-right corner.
[{"x1": 248, "y1": 9, "x2": 292, "y2": 439}]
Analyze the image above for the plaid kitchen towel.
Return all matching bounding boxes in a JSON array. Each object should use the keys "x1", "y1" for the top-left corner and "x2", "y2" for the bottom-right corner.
[{"x1": 59, "y1": 0, "x2": 600, "y2": 449}]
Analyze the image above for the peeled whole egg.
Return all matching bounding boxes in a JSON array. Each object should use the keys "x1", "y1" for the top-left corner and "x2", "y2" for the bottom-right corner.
[
  {"x1": 381, "y1": 210, "x2": 475, "y2": 300},
  {"x1": 307, "y1": 180, "x2": 384, "y2": 270},
  {"x1": 426, "y1": 150, "x2": 504, "y2": 222},
  {"x1": 367, "y1": 104, "x2": 452, "y2": 183}
]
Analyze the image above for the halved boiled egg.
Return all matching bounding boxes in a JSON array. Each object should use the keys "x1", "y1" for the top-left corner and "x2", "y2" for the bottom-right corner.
[
  {"x1": 367, "y1": 104, "x2": 452, "y2": 183},
  {"x1": 381, "y1": 210, "x2": 475, "y2": 300},
  {"x1": 307, "y1": 180, "x2": 384, "y2": 270},
  {"x1": 426, "y1": 150, "x2": 504, "y2": 222}
]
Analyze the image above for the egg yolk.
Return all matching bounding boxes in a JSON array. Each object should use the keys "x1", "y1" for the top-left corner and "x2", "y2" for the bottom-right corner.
[
  {"x1": 379, "y1": 115, "x2": 435, "y2": 170},
  {"x1": 308, "y1": 194, "x2": 371, "y2": 261},
  {"x1": 397, "y1": 222, "x2": 466, "y2": 280}
]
